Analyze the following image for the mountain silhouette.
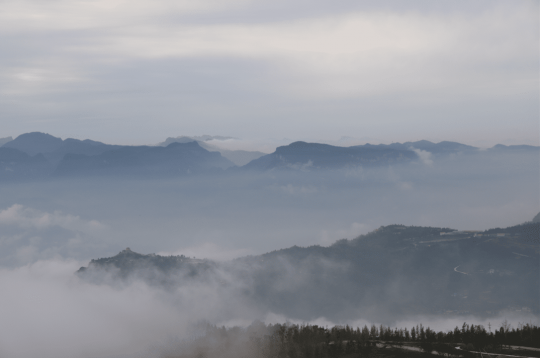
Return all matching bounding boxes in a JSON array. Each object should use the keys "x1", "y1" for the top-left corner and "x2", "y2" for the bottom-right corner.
[
  {"x1": 243, "y1": 141, "x2": 417, "y2": 170},
  {"x1": 491, "y1": 144, "x2": 540, "y2": 152},
  {"x1": 55, "y1": 141, "x2": 235, "y2": 177},
  {"x1": 2, "y1": 132, "x2": 64, "y2": 156},
  {"x1": 384, "y1": 140, "x2": 479, "y2": 154},
  {"x1": 2, "y1": 132, "x2": 120, "y2": 165}
]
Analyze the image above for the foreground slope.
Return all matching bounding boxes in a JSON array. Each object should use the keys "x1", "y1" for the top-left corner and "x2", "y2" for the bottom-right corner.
[{"x1": 77, "y1": 219, "x2": 540, "y2": 321}]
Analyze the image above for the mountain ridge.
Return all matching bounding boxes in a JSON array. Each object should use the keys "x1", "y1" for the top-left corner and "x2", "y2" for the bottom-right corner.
[
  {"x1": 54, "y1": 141, "x2": 235, "y2": 177},
  {"x1": 2, "y1": 132, "x2": 537, "y2": 179},
  {"x1": 77, "y1": 220, "x2": 540, "y2": 320}
]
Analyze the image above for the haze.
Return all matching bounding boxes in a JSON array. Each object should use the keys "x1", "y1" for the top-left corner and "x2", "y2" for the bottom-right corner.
[{"x1": 0, "y1": 1, "x2": 538, "y2": 358}]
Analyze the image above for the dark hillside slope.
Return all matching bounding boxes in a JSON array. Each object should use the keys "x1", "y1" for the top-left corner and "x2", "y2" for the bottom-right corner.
[
  {"x1": 238, "y1": 223, "x2": 539, "y2": 320},
  {"x1": 77, "y1": 248, "x2": 216, "y2": 286},
  {"x1": 78, "y1": 221, "x2": 539, "y2": 321}
]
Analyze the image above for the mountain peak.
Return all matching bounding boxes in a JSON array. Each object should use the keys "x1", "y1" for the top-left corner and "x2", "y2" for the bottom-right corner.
[{"x1": 3, "y1": 132, "x2": 63, "y2": 156}]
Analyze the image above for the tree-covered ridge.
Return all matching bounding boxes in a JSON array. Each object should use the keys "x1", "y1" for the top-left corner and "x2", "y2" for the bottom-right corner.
[
  {"x1": 77, "y1": 248, "x2": 217, "y2": 286},
  {"x1": 78, "y1": 222, "x2": 540, "y2": 319},
  {"x1": 166, "y1": 321, "x2": 540, "y2": 358}
]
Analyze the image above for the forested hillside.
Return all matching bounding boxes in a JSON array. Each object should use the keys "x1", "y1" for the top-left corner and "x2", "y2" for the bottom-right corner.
[{"x1": 78, "y1": 221, "x2": 540, "y2": 321}]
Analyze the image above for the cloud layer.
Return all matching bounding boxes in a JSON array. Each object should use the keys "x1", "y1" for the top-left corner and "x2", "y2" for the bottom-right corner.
[{"x1": 0, "y1": 0, "x2": 537, "y2": 145}]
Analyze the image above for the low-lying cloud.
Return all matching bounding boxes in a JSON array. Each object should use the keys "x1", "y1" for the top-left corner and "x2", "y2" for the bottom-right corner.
[
  {"x1": 0, "y1": 204, "x2": 108, "y2": 267},
  {"x1": 0, "y1": 257, "x2": 536, "y2": 358}
]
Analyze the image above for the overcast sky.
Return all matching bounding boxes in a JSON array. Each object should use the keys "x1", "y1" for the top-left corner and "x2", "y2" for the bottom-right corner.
[{"x1": 0, "y1": 0, "x2": 538, "y2": 147}]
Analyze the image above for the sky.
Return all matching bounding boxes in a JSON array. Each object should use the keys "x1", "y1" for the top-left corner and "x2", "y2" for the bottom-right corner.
[{"x1": 0, "y1": 0, "x2": 538, "y2": 147}]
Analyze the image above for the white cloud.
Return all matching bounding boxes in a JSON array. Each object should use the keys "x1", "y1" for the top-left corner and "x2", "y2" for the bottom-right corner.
[
  {"x1": 0, "y1": 260, "x2": 190, "y2": 358},
  {"x1": 410, "y1": 147, "x2": 433, "y2": 166}
]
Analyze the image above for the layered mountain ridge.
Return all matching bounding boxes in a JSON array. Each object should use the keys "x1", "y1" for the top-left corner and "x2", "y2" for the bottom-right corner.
[{"x1": 1, "y1": 132, "x2": 538, "y2": 180}]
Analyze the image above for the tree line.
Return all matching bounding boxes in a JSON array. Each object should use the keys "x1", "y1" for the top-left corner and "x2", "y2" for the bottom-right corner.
[{"x1": 167, "y1": 320, "x2": 539, "y2": 358}]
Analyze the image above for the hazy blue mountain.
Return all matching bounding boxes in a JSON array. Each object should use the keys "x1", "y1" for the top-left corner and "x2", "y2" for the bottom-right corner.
[
  {"x1": 2, "y1": 132, "x2": 64, "y2": 155},
  {"x1": 55, "y1": 141, "x2": 235, "y2": 177},
  {"x1": 157, "y1": 136, "x2": 201, "y2": 146},
  {"x1": 2, "y1": 132, "x2": 121, "y2": 165},
  {"x1": 533, "y1": 212, "x2": 540, "y2": 223},
  {"x1": 43, "y1": 138, "x2": 121, "y2": 165},
  {"x1": 0, "y1": 147, "x2": 53, "y2": 180},
  {"x1": 490, "y1": 144, "x2": 540, "y2": 152},
  {"x1": 158, "y1": 136, "x2": 265, "y2": 166},
  {"x1": 0, "y1": 136, "x2": 13, "y2": 146},
  {"x1": 243, "y1": 141, "x2": 417, "y2": 170},
  {"x1": 77, "y1": 220, "x2": 539, "y2": 320},
  {"x1": 364, "y1": 140, "x2": 479, "y2": 154}
]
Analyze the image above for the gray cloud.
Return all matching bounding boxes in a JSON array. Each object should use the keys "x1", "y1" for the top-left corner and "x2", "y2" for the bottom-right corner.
[{"x1": 0, "y1": 0, "x2": 537, "y2": 145}]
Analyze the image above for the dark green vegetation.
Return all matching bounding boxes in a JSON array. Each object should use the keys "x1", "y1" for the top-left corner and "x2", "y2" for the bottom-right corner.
[
  {"x1": 77, "y1": 248, "x2": 217, "y2": 286},
  {"x1": 164, "y1": 321, "x2": 540, "y2": 358},
  {"x1": 77, "y1": 220, "x2": 540, "y2": 321},
  {"x1": 240, "y1": 222, "x2": 539, "y2": 319}
]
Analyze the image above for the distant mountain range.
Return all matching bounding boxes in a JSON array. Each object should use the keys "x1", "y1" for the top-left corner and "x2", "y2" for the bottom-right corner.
[
  {"x1": 0, "y1": 132, "x2": 234, "y2": 179},
  {"x1": 55, "y1": 141, "x2": 234, "y2": 177},
  {"x1": 157, "y1": 135, "x2": 266, "y2": 166},
  {"x1": 244, "y1": 140, "x2": 540, "y2": 171},
  {"x1": 77, "y1": 217, "x2": 540, "y2": 320},
  {"x1": 243, "y1": 141, "x2": 417, "y2": 170},
  {"x1": 2, "y1": 132, "x2": 121, "y2": 163},
  {"x1": 1, "y1": 132, "x2": 538, "y2": 180}
]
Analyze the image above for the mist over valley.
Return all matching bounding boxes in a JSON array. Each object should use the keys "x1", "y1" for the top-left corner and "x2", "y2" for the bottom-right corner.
[{"x1": 0, "y1": 132, "x2": 538, "y2": 358}]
